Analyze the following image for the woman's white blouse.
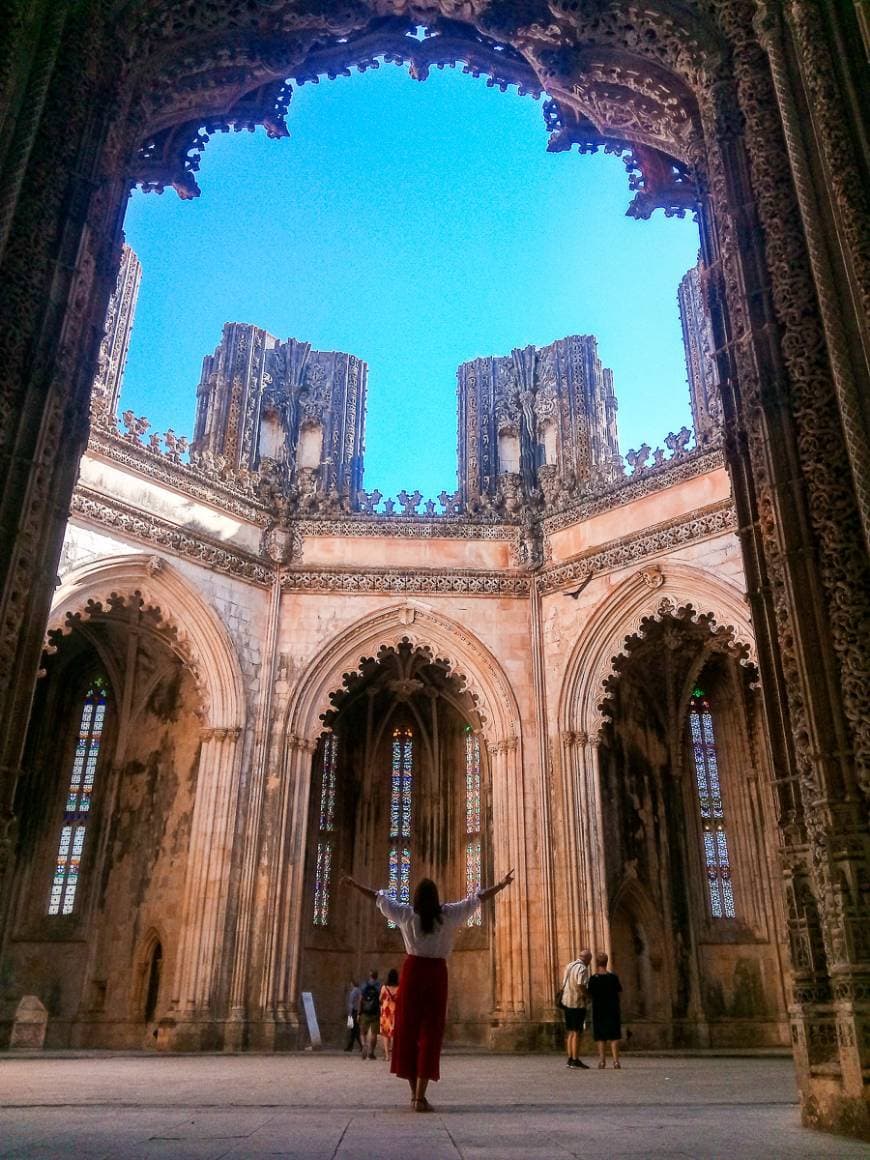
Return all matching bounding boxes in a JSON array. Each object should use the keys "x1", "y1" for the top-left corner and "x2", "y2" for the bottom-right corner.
[{"x1": 376, "y1": 891, "x2": 482, "y2": 958}]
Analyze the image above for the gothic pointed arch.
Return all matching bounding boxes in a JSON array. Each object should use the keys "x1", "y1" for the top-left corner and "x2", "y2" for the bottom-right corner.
[
  {"x1": 558, "y1": 563, "x2": 754, "y2": 739},
  {"x1": 269, "y1": 601, "x2": 531, "y2": 1036},
  {"x1": 48, "y1": 554, "x2": 245, "y2": 731},
  {"x1": 284, "y1": 600, "x2": 521, "y2": 750}
]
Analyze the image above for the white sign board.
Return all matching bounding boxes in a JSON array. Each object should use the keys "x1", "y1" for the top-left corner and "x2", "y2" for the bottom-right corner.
[{"x1": 300, "y1": 991, "x2": 321, "y2": 1048}]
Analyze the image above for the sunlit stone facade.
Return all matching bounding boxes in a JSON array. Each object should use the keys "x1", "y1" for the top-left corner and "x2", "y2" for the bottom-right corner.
[
  {"x1": 3, "y1": 251, "x2": 792, "y2": 1066},
  {"x1": 0, "y1": 2, "x2": 866, "y2": 1136}
]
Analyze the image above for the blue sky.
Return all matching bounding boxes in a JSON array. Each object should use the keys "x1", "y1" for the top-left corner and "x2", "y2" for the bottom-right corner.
[{"x1": 121, "y1": 63, "x2": 700, "y2": 501}]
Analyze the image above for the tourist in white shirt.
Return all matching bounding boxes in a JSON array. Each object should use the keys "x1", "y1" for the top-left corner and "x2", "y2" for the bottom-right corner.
[{"x1": 342, "y1": 870, "x2": 514, "y2": 1111}]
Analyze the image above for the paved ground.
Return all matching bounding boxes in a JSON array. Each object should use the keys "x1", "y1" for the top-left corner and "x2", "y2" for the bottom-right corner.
[{"x1": 0, "y1": 1052, "x2": 863, "y2": 1159}]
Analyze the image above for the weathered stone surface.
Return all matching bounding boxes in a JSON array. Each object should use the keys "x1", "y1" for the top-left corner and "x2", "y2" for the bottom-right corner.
[{"x1": 8, "y1": 995, "x2": 48, "y2": 1049}]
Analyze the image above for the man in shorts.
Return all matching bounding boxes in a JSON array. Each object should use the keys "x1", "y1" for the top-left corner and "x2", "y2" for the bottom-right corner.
[{"x1": 561, "y1": 949, "x2": 592, "y2": 1068}]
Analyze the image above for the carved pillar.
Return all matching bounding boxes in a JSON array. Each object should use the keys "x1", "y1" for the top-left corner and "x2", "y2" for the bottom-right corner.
[
  {"x1": 0, "y1": 9, "x2": 129, "y2": 946},
  {"x1": 225, "y1": 570, "x2": 282, "y2": 1049},
  {"x1": 529, "y1": 579, "x2": 556, "y2": 1019},
  {"x1": 559, "y1": 729, "x2": 610, "y2": 960},
  {"x1": 256, "y1": 732, "x2": 317, "y2": 1048},
  {"x1": 486, "y1": 735, "x2": 531, "y2": 1043},
  {"x1": 169, "y1": 726, "x2": 242, "y2": 1047},
  {"x1": 699, "y1": 7, "x2": 869, "y2": 1132}
]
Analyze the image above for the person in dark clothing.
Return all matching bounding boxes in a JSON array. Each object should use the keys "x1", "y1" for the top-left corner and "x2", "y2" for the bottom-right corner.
[
  {"x1": 587, "y1": 951, "x2": 623, "y2": 1069},
  {"x1": 344, "y1": 979, "x2": 362, "y2": 1053},
  {"x1": 358, "y1": 970, "x2": 382, "y2": 1059}
]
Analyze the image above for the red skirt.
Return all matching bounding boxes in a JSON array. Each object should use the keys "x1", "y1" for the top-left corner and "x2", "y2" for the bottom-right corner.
[{"x1": 390, "y1": 955, "x2": 448, "y2": 1083}]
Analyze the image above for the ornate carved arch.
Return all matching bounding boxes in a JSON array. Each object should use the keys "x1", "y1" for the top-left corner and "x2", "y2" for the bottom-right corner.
[
  {"x1": 558, "y1": 562, "x2": 755, "y2": 739},
  {"x1": 284, "y1": 599, "x2": 521, "y2": 749},
  {"x1": 47, "y1": 554, "x2": 245, "y2": 731}
]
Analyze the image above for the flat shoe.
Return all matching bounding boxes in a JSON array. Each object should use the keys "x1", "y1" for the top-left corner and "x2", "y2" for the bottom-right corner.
[{"x1": 414, "y1": 1098, "x2": 433, "y2": 1113}]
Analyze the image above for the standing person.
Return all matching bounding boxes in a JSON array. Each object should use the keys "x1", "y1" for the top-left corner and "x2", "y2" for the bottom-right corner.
[
  {"x1": 344, "y1": 979, "x2": 362, "y2": 1053},
  {"x1": 587, "y1": 951, "x2": 623, "y2": 1069},
  {"x1": 358, "y1": 970, "x2": 382, "y2": 1060},
  {"x1": 560, "y1": 949, "x2": 592, "y2": 1069},
  {"x1": 342, "y1": 869, "x2": 514, "y2": 1111},
  {"x1": 379, "y1": 967, "x2": 400, "y2": 1062}
]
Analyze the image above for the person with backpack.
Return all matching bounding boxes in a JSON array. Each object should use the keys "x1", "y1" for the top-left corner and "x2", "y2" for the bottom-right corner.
[{"x1": 358, "y1": 970, "x2": 382, "y2": 1059}]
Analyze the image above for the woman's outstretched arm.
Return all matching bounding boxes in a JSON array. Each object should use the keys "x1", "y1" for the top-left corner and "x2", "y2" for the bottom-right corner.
[
  {"x1": 478, "y1": 868, "x2": 515, "y2": 902},
  {"x1": 340, "y1": 874, "x2": 378, "y2": 900}
]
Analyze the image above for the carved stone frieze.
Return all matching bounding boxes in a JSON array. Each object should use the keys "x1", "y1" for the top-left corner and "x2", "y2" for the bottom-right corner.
[
  {"x1": 88, "y1": 427, "x2": 271, "y2": 524},
  {"x1": 70, "y1": 489, "x2": 273, "y2": 586},
  {"x1": 542, "y1": 446, "x2": 724, "y2": 535},
  {"x1": 280, "y1": 568, "x2": 531, "y2": 597},
  {"x1": 292, "y1": 517, "x2": 516, "y2": 541},
  {"x1": 539, "y1": 500, "x2": 737, "y2": 595}
]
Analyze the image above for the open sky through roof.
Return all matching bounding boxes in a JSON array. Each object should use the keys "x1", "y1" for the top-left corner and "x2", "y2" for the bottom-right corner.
[{"x1": 120, "y1": 62, "x2": 701, "y2": 502}]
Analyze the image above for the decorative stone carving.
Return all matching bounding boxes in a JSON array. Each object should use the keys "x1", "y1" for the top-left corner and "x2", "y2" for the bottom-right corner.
[
  {"x1": 90, "y1": 245, "x2": 141, "y2": 422},
  {"x1": 540, "y1": 501, "x2": 736, "y2": 594},
  {"x1": 678, "y1": 260, "x2": 723, "y2": 447},
  {"x1": 458, "y1": 334, "x2": 621, "y2": 512},
  {"x1": 261, "y1": 524, "x2": 303, "y2": 566}
]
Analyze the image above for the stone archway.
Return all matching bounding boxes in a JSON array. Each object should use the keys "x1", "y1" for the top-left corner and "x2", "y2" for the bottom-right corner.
[
  {"x1": 253, "y1": 600, "x2": 530, "y2": 1050},
  {"x1": 299, "y1": 640, "x2": 495, "y2": 1046},
  {"x1": 557, "y1": 576, "x2": 788, "y2": 1051},
  {"x1": 0, "y1": 1, "x2": 867, "y2": 1131},
  {"x1": 43, "y1": 553, "x2": 247, "y2": 1048},
  {"x1": 554, "y1": 563, "x2": 755, "y2": 965}
]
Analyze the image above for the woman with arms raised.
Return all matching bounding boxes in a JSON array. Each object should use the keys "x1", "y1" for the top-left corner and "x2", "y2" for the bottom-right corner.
[{"x1": 342, "y1": 869, "x2": 514, "y2": 1111}]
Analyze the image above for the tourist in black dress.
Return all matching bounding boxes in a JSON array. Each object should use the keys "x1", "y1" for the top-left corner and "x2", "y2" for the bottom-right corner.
[{"x1": 587, "y1": 952, "x2": 622, "y2": 1068}]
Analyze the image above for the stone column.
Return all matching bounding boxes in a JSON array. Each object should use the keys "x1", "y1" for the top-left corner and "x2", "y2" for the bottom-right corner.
[
  {"x1": 559, "y1": 730, "x2": 610, "y2": 960},
  {"x1": 487, "y1": 736, "x2": 531, "y2": 1045},
  {"x1": 256, "y1": 732, "x2": 317, "y2": 1049},
  {"x1": 225, "y1": 570, "x2": 282, "y2": 1050},
  {"x1": 697, "y1": 18, "x2": 870, "y2": 1130},
  {"x1": 0, "y1": 10, "x2": 128, "y2": 949},
  {"x1": 169, "y1": 726, "x2": 242, "y2": 1048}
]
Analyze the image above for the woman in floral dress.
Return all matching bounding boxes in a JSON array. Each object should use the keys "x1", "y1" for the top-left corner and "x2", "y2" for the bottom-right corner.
[{"x1": 379, "y1": 968, "x2": 400, "y2": 1062}]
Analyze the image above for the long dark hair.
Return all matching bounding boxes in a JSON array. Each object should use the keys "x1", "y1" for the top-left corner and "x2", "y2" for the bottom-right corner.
[{"x1": 413, "y1": 878, "x2": 443, "y2": 934}]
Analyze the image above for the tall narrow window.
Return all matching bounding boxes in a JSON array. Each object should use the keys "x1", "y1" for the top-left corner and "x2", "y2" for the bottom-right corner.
[
  {"x1": 464, "y1": 727, "x2": 482, "y2": 925},
  {"x1": 48, "y1": 677, "x2": 108, "y2": 916},
  {"x1": 313, "y1": 733, "x2": 338, "y2": 926},
  {"x1": 689, "y1": 687, "x2": 735, "y2": 919},
  {"x1": 387, "y1": 728, "x2": 413, "y2": 924}
]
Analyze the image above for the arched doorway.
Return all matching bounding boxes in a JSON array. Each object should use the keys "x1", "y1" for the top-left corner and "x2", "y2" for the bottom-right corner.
[
  {"x1": 300, "y1": 641, "x2": 493, "y2": 1045},
  {"x1": 263, "y1": 602, "x2": 529, "y2": 1051},
  {"x1": 5, "y1": 594, "x2": 202, "y2": 1049},
  {"x1": 597, "y1": 607, "x2": 789, "y2": 1050}
]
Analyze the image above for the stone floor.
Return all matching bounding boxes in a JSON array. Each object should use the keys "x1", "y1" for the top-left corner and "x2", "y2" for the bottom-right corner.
[{"x1": 0, "y1": 1052, "x2": 864, "y2": 1159}]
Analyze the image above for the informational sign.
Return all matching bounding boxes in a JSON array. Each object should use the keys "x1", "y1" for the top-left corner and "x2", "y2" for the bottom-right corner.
[{"x1": 300, "y1": 991, "x2": 321, "y2": 1048}]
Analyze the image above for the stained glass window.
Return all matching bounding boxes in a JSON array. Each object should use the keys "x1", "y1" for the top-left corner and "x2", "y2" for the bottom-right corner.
[
  {"x1": 388, "y1": 845, "x2": 411, "y2": 905},
  {"x1": 48, "y1": 677, "x2": 108, "y2": 916},
  {"x1": 313, "y1": 839, "x2": 333, "y2": 927},
  {"x1": 313, "y1": 734, "x2": 338, "y2": 926},
  {"x1": 387, "y1": 729, "x2": 413, "y2": 925},
  {"x1": 465, "y1": 727, "x2": 482, "y2": 925},
  {"x1": 689, "y1": 688, "x2": 735, "y2": 919},
  {"x1": 390, "y1": 728, "x2": 413, "y2": 839}
]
